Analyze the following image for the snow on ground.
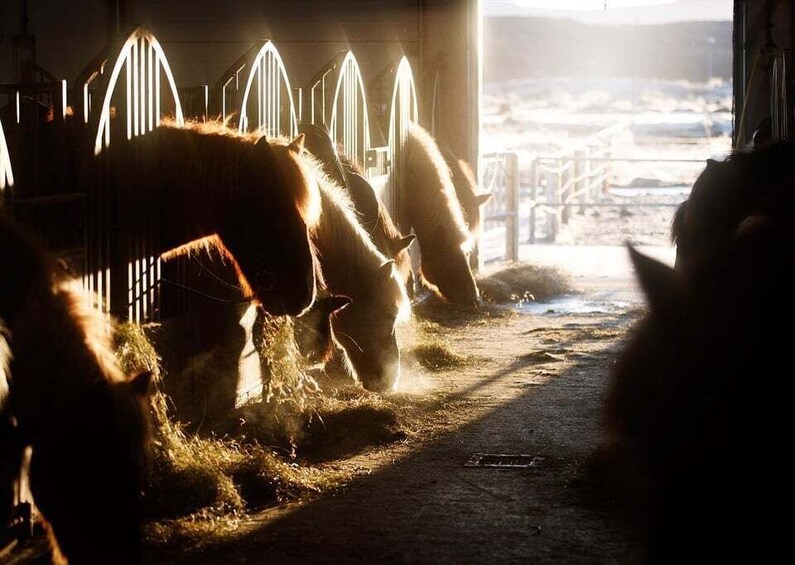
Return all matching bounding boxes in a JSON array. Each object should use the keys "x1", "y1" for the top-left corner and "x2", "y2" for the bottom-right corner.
[{"x1": 480, "y1": 76, "x2": 733, "y2": 266}]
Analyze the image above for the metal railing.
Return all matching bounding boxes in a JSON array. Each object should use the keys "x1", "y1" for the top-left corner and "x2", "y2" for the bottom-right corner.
[{"x1": 480, "y1": 120, "x2": 714, "y2": 257}]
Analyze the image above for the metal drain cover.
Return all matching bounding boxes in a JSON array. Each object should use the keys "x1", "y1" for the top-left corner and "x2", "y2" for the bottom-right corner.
[{"x1": 464, "y1": 453, "x2": 544, "y2": 468}]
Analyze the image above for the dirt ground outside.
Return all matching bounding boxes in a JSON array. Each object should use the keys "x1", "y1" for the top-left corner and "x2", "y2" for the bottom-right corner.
[{"x1": 138, "y1": 241, "x2": 673, "y2": 565}]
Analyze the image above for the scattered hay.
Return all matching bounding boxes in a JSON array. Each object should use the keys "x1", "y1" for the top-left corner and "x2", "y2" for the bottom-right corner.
[
  {"x1": 477, "y1": 263, "x2": 574, "y2": 304},
  {"x1": 111, "y1": 317, "x2": 425, "y2": 541}
]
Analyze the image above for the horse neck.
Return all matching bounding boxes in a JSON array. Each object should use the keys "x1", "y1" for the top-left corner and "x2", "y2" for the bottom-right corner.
[
  {"x1": 110, "y1": 128, "x2": 252, "y2": 254},
  {"x1": 315, "y1": 185, "x2": 387, "y2": 298},
  {"x1": 9, "y1": 279, "x2": 120, "y2": 431}
]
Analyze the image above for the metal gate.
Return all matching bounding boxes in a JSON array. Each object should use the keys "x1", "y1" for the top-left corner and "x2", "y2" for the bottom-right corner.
[{"x1": 77, "y1": 25, "x2": 184, "y2": 322}]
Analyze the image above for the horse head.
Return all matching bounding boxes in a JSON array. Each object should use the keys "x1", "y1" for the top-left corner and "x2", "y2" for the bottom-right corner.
[
  {"x1": 219, "y1": 133, "x2": 321, "y2": 317},
  {"x1": 419, "y1": 222, "x2": 480, "y2": 307},
  {"x1": 332, "y1": 260, "x2": 410, "y2": 392}
]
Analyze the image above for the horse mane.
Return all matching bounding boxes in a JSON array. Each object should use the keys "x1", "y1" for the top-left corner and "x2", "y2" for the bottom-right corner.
[
  {"x1": 303, "y1": 151, "x2": 386, "y2": 266},
  {"x1": 404, "y1": 123, "x2": 473, "y2": 252},
  {"x1": 300, "y1": 151, "x2": 409, "y2": 317},
  {"x1": 157, "y1": 118, "x2": 321, "y2": 230}
]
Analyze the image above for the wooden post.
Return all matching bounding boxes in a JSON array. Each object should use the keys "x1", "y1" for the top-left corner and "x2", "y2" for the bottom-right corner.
[
  {"x1": 527, "y1": 157, "x2": 537, "y2": 244},
  {"x1": 505, "y1": 152, "x2": 519, "y2": 263},
  {"x1": 545, "y1": 165, "x2": 558, "y2": 243},
  {"x1": 561, "y1": 158, "x2": 570, "y2": 225}
]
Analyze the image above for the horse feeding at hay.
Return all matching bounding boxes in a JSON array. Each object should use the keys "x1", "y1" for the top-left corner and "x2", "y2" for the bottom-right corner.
[
  {"x1": 299, "y1": 123, "x2": 416, "y2": 295},
  {"x1": 89, "y1": 120, "x2": 322, "y2": 317},
  {"x1": 440, "y1": 145, "x2": 492, "y2": 238},
  {"x1": 0, "y1": 209, "x2": 153, "y2": 565},
  {"x1": 671, "y1": 140, "x2": 795, "y2": 276},
  {"x1": 400, "y1": 123, "x2": 479, "y2": 306},
  {"x1": 589, "y1": 164, "x2": 795, "y2": 563},
  {"x1": 298, "y1": 151, "x2": 411, "y2": 392}
]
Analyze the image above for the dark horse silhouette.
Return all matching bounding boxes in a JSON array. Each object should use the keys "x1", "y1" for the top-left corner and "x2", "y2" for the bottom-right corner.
[
  {"x1": 89, "y1": 120, "x2": 321, "y2": 317},
  {"x1": 1, "y1": 209, "x2": 153, "y2": 564},
  {"x1": 671, "y1": 140, "x2": 795, "y2": 276},
  {"x1": 591, "y1": 153, "x2": 795, "y2": 563}
]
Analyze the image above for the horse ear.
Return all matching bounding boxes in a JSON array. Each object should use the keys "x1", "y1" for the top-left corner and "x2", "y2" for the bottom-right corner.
[
  {"x1": 288, "y1": 133, "x2": 306, "y2": 155},
  {"x1": 129, "y1": 370, "x2": 154, "y2": 397},
  {"x1": 627, "y1": 244, "x2": 679, "y2": 313},
  {"x1": 706, "y1": 158, "x2": 719, "y2": 170},
  {"x1": 391, "y1": 234, "x2": 416, "y2": 255},
  {"x1": 476, "y1": 193, "x2": 493, "y2": 206},
  {"x1": 377, "y1": 260, "x2": 395, "y2": 284},
  {"x1": 323, "y1": 295, "x2": 352, "y2": 314}
]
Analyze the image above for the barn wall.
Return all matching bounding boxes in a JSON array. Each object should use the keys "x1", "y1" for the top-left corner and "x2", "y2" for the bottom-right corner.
[{"x1": 0, "y1": 1, "x2": 480, "y2": 163}]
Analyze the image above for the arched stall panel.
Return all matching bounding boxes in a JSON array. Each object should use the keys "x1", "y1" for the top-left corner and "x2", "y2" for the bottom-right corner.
[
  {"x1": 77, "y1": 25, "x2": 184, "y2": 323},
  {"x1": 0, "y1": 118, "x2": 13, "y2": 196},
  {"x1": 306, "y1": 51, "x2": 373, "y2": 175},
  {"x1": 78, "y1": 25, "x2": 184, "y2": 155},
  {"x1": 218, "y1": 41, "x2": 299, "y2": 138},
  {"x1": 379, "y1": 56, "x2": 419, "y2": 228}
]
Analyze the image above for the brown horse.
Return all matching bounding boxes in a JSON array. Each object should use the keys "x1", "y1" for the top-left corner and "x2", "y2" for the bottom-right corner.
[
  {"x1": 401, "y1": 123, "x2": 479, "y2": 305},
  {"x1": 591, "y1": 197, "x2": 794, "y2": 564},
  {"x1": 0, "y1": 209, "x2": 152, "y2": 564},
  {"x1": 300, "y1": 152, "x2": 411, "y2": 392},
  {"x1": 88, "y1": 120, "x2": 321, "y2": 317}
]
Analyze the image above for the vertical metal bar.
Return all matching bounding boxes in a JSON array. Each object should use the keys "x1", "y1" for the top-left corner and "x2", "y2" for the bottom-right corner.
[
  {"x1": 506, "y1": 153, "x2": 519, "y2": 263},
  {"x1": 257, "y1": 59, "x2": 262, "y2": 131},
  {"x1": 126, "y1": 52, "x2": 133, "y2": 139},
  {"x1": 155, "y1": 56, "x2": 161, "y2": 126},
  {"x1": 132, "y1": 40, "x2": 139, "y2": 137},
  {"x1": 148, "y1": 41, "x2": 154, "y2": 132},
  {"x1": 140, "y1": 38, "x2": 146, "y2": 135}
]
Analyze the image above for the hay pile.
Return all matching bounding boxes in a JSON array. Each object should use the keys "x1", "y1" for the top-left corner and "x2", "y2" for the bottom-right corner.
[
  {"x1": 477, "y1": 263, "x2": 574, "y2": 304},
  {"x1": 112, "y1": 321, "x2": 351, "y2": 539}
]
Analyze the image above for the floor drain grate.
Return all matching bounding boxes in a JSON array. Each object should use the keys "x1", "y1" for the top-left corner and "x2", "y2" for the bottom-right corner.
[{"x1": 464, "y1": 453, "x2": 544, "y2": 468}]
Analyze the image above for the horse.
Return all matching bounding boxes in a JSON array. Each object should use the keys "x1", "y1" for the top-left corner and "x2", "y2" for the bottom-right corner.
[
  {"x1": 440, "y1": 145, "x2": 492, "y2": 237},
  {"x1": 88, "y1": 120, "x2": 321, "y2": 317},
  {"x1": 0, "y1": 208, "x2": 153, "y2": 564},
  {"x1": 671, "y1": 140, "x2": 795, "y2": 276},
  {"x1": 590, "y1": 191, "x2": 794, "y2": 564},
  {"x1": 300, "y1": 152, "x2": 411, "y2": 392},
  {"x1": 400, "y1": 123, "x2": 479, "y2": 306}
]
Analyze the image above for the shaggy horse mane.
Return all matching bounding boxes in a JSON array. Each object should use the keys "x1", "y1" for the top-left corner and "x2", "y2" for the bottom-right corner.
[
  {"x1": 300, "y1": 151, "x2": 410, "y2": 316},
  {"x1": 154, "y1": 118, "x2": 321, "y2": 230},
  {"x1": 302, "y1": 151, "x2": 386, "y2": 266},
  {"x1": 405, "y1": 123, "x2": 473, "y2": 251}
]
